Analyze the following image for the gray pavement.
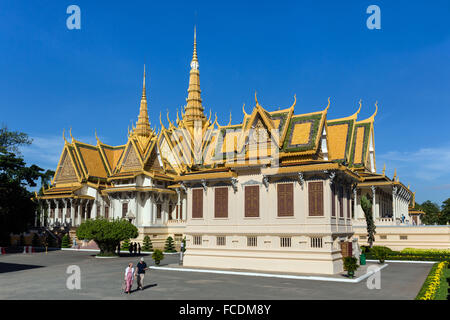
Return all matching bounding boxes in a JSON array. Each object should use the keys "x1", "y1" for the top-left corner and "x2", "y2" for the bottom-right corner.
[{"x1": 0, "y1": 250, "x2": 431, "y2": 300}]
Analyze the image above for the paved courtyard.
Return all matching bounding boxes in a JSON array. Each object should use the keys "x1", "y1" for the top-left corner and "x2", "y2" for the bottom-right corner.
[{"x1": 0, "y1": 250, "x2": 431, "y2": 300}]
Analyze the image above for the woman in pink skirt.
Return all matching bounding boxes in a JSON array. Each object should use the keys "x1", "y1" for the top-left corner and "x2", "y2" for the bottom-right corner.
[{"x1": 124, "y1": 262, "x2": 135, "y2": 294}]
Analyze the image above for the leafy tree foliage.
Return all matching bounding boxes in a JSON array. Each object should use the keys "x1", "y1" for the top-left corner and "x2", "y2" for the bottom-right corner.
[
  {"x1": 76, "y1": 218, "x2": 138, "y2": 256},
  {"x1": 121, "y1": 238, "x2": 131, "y2": 251},
  {"x1": 0, "y1": 126, "x2": 52, "y2": 245},
  {"x1": 361, "y1": 195, "x2": 376, "y2": 248},
  {"x1": 0, "y1": 124, "x2": 32, "y2": 154},
  {"x1": 61, "y1": 234, "x2": 71, "y2": 248},
  {"x1": 164, "y1": 236, "x2": 176, "y2": 252},
  {"x1": 152, "y1": 249, "x2": 164, "y2": 265},
  {"x1": 419, "y1": 200, "x2": 441, "y2": 225},
  {"x1": 440, "y1": 198, "x2": 450, "y2": 225},
  {"x1": 142, "y1": 235, "x2": 153, "y2": 251}
]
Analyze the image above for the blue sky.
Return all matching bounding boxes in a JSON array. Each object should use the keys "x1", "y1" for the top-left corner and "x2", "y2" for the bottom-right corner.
[{"x1": 0, "y1": 0, "x2": 449, "y2": 204}]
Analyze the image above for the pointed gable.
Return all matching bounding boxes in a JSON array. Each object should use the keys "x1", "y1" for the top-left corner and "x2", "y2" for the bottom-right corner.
[
  {"x1": 119, "y1": 141, "x2": 143, "y2": 172},
  {"x1": 53, "y1": 147, "x2": 80, "y2": 184}
]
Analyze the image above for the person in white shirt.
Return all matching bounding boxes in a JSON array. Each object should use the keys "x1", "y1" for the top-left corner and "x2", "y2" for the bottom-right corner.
[{"x1": 124, "y1": 262, "x2": 135, "y2": 294}]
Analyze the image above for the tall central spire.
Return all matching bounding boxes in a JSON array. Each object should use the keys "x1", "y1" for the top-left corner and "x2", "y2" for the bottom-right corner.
[
  {"x1": 135, "y1": 65, "x2": 152, "y2": 137},
  {"x1": 183, "y1": 26, "x2": 207, "y2": 128}
]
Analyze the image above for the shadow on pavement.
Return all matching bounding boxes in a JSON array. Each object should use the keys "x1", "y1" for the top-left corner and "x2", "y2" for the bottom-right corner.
[{"x1": 0, "y1": 262, "x2": 44, "y2": 274}]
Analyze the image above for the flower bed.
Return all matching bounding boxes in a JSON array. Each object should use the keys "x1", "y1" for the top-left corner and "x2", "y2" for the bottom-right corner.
[{"x1": 415, "y1": 261, "x2": 449, "y2": 300}]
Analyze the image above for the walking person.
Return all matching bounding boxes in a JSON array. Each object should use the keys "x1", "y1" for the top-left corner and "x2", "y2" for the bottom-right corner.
[
  {"x1": 135, "y1": 257, "x2": 148, "y2": 290},
  {"x1": 124, "y1": 262, "x2": 135, "y2": 294},
  {"x1": 129, "y1": 242, "x2": 133, "y2": 255},
  {"x1": 138, "y1": 243, "x2": 141, "y2": 255},
  {"x1": 133, "y1": 242, "x2": 137, "y2": 256}
]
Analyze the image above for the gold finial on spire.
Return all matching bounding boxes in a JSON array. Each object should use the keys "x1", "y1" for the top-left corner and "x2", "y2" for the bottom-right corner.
[
  {"x1": 408, "y1": 184, "x2": 410, "y2": 189},
  {"x1": 134, "y1": 65, "x2": 152, "y2": 137},
  {"x1": 183, "y1": 25, "x2": 206, "y2": 129},
  {"x1": 63, "y1": 128, "x2": 67, "y2": 144},
  {"x1": 393, "y1": 168, "x2": 397, "y2": 180},
  {"x1": 228, "y1": 111, "x2": 232, "y2": 126},
  {"x1": 192, "y1": 25, "x2": 198, "y2": 63},
  {"x1": 69, "y1": 127, "x2": 74, "y2": 142},
  {"x1": 142, "y1": 64, "x2": 146, "y2": 98},
  {"x1": 382, "y1": 163, "x2": 386, "y2": 175}
]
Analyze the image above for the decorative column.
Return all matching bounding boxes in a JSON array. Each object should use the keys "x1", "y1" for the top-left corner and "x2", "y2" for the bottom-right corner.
[
  {"x1": 151, "y1": 194, "x2": 157, "y2": 225},
  {"x1": 182, "y1": 193, "x2": 187, "y2": 221},
  {"x1": 392, "y1": 186, "x2": 398, "y2": 221},
  {"x1": 134, "y1": 192, "x2": 138, "y2": 226},
  {"x1": 353, "y1": 188, "x2": 357, "y2": 220},
  {"x1": 69, "y1": 199, "x2": 74, "y2": 226}
]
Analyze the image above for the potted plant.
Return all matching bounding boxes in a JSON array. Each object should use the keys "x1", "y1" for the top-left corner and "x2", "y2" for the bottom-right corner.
[
  {"x1": 343, "y1": 256, "x2": 359, "y2": 278},
  {"x1": 152, "y1": 249, "x2": 164, "y2": 266}
]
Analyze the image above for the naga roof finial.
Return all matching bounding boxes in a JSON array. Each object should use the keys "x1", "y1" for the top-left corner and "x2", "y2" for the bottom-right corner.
[
  {"x1": 242, "y1": 103, "x2": 248, "y2": 117},
  {"x1": 290, "y1": 94, "x2": 297, "y2": 110},
  {"x1": 63, "y1": 128, "x2": 67, "y2": 144}
]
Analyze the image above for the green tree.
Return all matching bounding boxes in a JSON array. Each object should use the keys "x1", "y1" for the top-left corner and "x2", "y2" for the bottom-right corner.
[
  {"x1": 61, "y1": 234, "x2": 71, "y2": 248},
  {"x1": 121, "y1": 238, "x2": 131, "y2": 251},
  {"x1": 439, "y1": 198, "x2": 450, "y2": 225},
  {"x1": 164, "y1": 236, "x2": 176, "y2": 252},
  {"x1": 0, "y1": 126, "x2": 49, "y2": 245},
  {"x1": 142, "y1": 235, "x2": 153, "y2": 251},
  {"x1": 152, "y1": 249, "x2": 164, "y2": 265},
  {"x1": 361, "y1": 195, "x2": 376, "y2": 248},
  {"x1": 76, "y1": 218, "x2": 138, "y2": 256},
  {"x1": 420, "y1": 200, "x2": 441, "y2": 225},
  {"x1": 0, "y1": 124, "x2": 32, "y2": 154}
]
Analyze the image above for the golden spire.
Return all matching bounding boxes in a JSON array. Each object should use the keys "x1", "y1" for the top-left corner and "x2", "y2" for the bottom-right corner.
[
  {"x1": 134, "y1": 65, "x2": 152, "y2": 137},
  {"x1": 382, "y1": 163, "x2": 386, "y2": 175},
  {"x1": 183, "y1": 26, "x2": 207, "y2": 128},
  {"x1": 393, "y1": 168, "x2": 397, "y2": 180}
]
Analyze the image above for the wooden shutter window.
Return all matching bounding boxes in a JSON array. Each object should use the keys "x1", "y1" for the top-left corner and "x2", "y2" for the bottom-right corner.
[
  {"x1": 277, "y1": 183, "x2": 294, "y2": 216},
  {"x1": 192, "y1": 189, "x2": 203, "y2": 218},
  {"x1": 245, "y1": 185, "x2": 259, "y2": 217},
  {"x1": 308, "y1": 182, "x2": 324, "y2": 216},
  {"x1": 214, "y1": 187, "x2": 228, "y2": 218},
  {"x1": 105, "y1": 206, "x2": 109, "y2": 219}
]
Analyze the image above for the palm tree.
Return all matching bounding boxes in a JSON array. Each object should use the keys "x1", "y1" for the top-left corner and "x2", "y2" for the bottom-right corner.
[{"x1": 361, "y1": 195, "x2": 376, "y2": 247}]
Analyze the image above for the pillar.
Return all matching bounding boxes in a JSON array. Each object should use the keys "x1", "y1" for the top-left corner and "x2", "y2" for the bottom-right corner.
[{"x1": 182, "y1": 194, "x2": 187, "y2": 221}]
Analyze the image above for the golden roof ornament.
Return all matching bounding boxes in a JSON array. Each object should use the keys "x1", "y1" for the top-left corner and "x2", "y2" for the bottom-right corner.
[
  {"x1": 382, "y1": 163, "x2": 386, "y2": 175},
  {"x1": 183, "y1": 26, "x2": 207, "y2": 129},
  {"x1": 134, "y1": 65, "x2": 152, "y2": 137}
]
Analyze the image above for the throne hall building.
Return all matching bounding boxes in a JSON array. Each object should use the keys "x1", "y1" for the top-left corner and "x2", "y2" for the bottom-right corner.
[{"x1": 36, "y1": 30, "x2": 420, "y2": 274}]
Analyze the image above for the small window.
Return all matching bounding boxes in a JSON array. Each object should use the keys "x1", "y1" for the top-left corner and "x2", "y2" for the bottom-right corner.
[
  {"x1": 193, "y1": 235, "x2": 202, "y2": 245},
  {"x1": 247, "y1": 236, "x2": 257, "y2": 247},
  {"x1": 280, "y1": 237, "x2": 292, "y2": 248},
  {"x1": 216, "y1": 236, "x2": 226, "y2": 246},
  {"x1": 122, "y1": 202, "x2": 128, "y2": 218},
  {"x1": 156, "y1": 204, "x2": 162, "y2": 219},
  {"x1": 310, "y1": 237, "x2": 323, "y2": 248},
  {"x1": 360, "y1": 235, "x2": 367, "y2": 239},
  {"x1": 400, "y1": 235, "x2": 408, "y2": 240},
  {"x1": 380, "y1": 235, "x2": 387, "y2": 240}
]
